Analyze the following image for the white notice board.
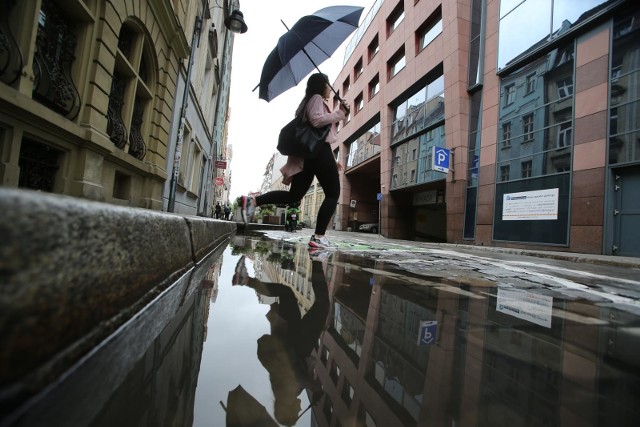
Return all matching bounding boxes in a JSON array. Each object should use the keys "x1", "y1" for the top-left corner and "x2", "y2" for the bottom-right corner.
[{"x1": 502, "y1": 188, "x2": 559, "y2": 221}]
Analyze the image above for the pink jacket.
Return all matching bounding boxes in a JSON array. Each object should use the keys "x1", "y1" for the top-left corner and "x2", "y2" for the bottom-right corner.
[{"x1": 280, "y1": 94, "x2": 346, "y2": 184}]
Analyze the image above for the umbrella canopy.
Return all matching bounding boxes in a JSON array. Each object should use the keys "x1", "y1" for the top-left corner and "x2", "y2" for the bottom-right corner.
[{"x1": 258, "y1": 5, "x2": 364, "y2": 102}]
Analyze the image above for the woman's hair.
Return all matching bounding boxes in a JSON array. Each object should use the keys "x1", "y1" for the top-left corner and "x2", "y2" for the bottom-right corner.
[{"x1": 304, "y1": 73, "x2": 329, "y2": 100}]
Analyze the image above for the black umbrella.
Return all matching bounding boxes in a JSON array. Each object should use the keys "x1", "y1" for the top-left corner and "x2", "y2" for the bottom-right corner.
[{"x1": 257, "y1": 5, "x2": 365, "y2": 102}]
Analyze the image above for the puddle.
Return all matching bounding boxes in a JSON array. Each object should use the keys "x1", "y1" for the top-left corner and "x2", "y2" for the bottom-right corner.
[{"x1": 5, "y1": 235, "x2": 640, "y2": 426}]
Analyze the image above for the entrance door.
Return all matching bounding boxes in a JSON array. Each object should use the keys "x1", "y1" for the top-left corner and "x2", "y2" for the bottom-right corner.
[{"x1": 612, "y1": 166, "x2": 640, "y2": 257}]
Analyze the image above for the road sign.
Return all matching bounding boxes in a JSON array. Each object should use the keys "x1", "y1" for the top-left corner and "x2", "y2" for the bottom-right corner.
[
  {"x1": 377, "y1": 192, "x2": 382, "y2": 201},
  {"x1": 350, "y1": 199, "x2": 357, "y2": 208},
  {"x1": 417, "y1": 320, "x2": 437, "y2": 345},
  {"x1": 214, "y1": 160, "x2": 227, "y2": 169},
  {"x1": 432, "y1": 146, "x2": 450, "y2": 173},
  {"x1": 214, "y1": 177, "x2": 224, "y2": 186}
]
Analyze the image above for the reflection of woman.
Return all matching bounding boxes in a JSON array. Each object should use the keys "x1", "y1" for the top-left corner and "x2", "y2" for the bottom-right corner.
[
  {"x1": 232, "y1": 256, "x2": 330, "y2": 425},
  {"x1": 241, "y1": 73, "x2": 349, "y2": 249}
]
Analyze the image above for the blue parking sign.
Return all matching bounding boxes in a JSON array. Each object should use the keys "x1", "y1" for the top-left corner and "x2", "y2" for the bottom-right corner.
[
  {"x1": 432, "y1": 146, "x2": 450, "y2": 173},
  {"x1": 417, "y1": 320, "x2": 438, "y2": 345}
]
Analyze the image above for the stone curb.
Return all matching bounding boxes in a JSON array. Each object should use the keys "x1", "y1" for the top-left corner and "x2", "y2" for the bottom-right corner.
[{"x1": 0, "y1": 189, "x2": 235, "y2": 395}]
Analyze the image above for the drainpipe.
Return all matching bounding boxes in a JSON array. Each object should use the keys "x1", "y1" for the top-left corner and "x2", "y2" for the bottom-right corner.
[{"x1": 168, "y1": 16, "x2": 203, "y2": 213}]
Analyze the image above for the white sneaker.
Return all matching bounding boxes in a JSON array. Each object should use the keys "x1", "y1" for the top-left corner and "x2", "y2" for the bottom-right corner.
[{"x1": 308, "y1": 235, "x2": 333, "y2": 248}]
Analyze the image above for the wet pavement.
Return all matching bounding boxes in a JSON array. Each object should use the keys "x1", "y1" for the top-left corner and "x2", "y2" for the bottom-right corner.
[{"x1": 4, "y1": 231, "x2": 640, "y2": 426}]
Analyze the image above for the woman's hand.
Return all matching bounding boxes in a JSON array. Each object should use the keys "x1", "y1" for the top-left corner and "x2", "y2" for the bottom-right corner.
[{"x1": 339, "y1": 101, "x2": 350, "y2": 115}]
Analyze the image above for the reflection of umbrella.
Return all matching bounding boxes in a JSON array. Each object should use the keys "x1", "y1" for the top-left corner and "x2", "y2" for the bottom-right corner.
[
  {"x1": 224, "y1": 385, "x2": 278, "y2": 427},
  {"x1": 257, "y1": 6, "x2": 364, "y2": 102}
]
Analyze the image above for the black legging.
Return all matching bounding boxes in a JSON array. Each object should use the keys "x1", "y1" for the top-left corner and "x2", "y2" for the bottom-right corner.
[{"x1": 255, "y1": 144, "x2": 339, "y2": 235}]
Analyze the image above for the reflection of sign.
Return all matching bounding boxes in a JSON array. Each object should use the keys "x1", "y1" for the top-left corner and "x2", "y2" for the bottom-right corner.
[
  {"x1": 417, "y1": 320, "x2": 437, "y2": 345},
  {"x1": 214, "y1": 177, "x2": 224, "y2": 186},
  {"x1": 214, "y1": 160, "x2": 227, "y2": 169},
  {"x1": 377, "y1": 193, "x2": 382, "y2": 201},
  {"x1": 432, "y1": 146, "x2": 450, "y2": 173},
  {"x1": 471, "y1": 155, "x2": 479, "y2": 178},
  {"x1": 503, "y1": 188, "x2": 559, "y2": 220},
  {"x1": 497, "y1": 288, "x2": 553, "y2": 328},
  {"x1": 350, "y1": 199, "x2": 357, "y2": 208},
  {"x1": 413, "y1": 190, "x2": 437, "y2": 206}
]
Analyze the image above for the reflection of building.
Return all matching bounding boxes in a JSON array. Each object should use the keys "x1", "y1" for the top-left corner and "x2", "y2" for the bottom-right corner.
[
  {"x1": 310, "y1": 254, "x2": 640, "y2": 426},
  {"x1": 334, "y1": 0, "x2": 639, "y2": 256}
]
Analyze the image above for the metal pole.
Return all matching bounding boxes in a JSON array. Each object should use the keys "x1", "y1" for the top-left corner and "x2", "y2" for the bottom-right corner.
[
  {"x1": 168, "y1": 16, "x2": 203, "y2": 212},
  {"x1": 204, "y1": 23, "x2": 231, "y2": 215}
]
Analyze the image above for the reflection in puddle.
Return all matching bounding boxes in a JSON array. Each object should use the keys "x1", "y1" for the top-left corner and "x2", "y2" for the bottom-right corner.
[{"x1": 6, "y1": 235, "x2": 639, "y2": 426}]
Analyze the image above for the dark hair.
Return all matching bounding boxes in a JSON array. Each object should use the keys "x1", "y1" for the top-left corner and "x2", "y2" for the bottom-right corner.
[{"x1": 304, "y1": 73, "x2": 328, "y2": 100}]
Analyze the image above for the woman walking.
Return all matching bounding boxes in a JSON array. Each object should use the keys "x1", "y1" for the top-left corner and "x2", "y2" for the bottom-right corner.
[{"x1": 241, "y1": 73, "x2": 348, "y2": 248}]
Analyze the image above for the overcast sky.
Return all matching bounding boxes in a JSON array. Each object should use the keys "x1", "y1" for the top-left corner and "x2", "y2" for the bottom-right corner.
[{"x1": 226, "y1": 1, "x2": 372, "y2": 201}]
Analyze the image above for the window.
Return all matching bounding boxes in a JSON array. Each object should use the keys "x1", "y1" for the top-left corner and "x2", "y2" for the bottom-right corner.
[
  {"x1": 502, "y1": 122, "x2": 511, "y2": 148},
  {"x1": 368, "y1": 35, "x2": 379, "y2": 62},
  {"x1": 354, "y1": 57, "x2": 363, "y2": 80},
  {"x1": 388, "y1": 49, "x2": 406, "y2": 79},
  {"x1": 521, "y1": 160, "x2": 532, "y2": 178},
  {"x1": 504, "y1": 84, "x2": 515, "y2": 106},
  {"x1": 32, "y1": 0, "x2": 83, "y2": 119},
  {"x1": 108, "y1": 21, "x2": 155, "y2": 161},
  {"x1": 387, "y1": 4, "x2": 404, "y2": 36},
  {"x1": 557, "y1": 122, "x2": 572, "y2": 147},
  {"x1": 500, "y1": 165, "x2": 510, "y2": 182},
  {"x1": 557, "y1": 77, "x2": 573, "y2": 99},
  {"x1": 342, "y1": 76, "x2": 350, "y2": 95},
  {"x1": 369, "y1": 74, "x2": 380, "y2": 99},
  {"x1": 526, "y1": 73, "x2": 536, "y2": 94},
  {"x1": 523, "y1": 114, "x2": 534, "y2": 142},
  {"x1": 178, "y1": 128, "x2": 192, "y2": 186},
  {"x1": 417, "y1": 14, "x2": 443, "y2": 51},
  {"x1": 355, "y1": 92, "x2": 364, "y2": 113}
]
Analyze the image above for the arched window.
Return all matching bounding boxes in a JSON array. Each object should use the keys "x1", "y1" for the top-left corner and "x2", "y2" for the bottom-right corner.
[{"x1": 107, "y1": 20, "x2": 156, "y2": 161}]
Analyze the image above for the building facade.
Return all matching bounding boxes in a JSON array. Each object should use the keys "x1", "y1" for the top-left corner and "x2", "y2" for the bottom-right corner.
[
  {"x1": 333, "y1": 0, "x2": 639, "y2": 256},
  {"x1": 163, "y1": 0, "x2": 237, "y2": 216},
  {"x1": 0, "y1": 0, "x2": 240, "y2": 216}
]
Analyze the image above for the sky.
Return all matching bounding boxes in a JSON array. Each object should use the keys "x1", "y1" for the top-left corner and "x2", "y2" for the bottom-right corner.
[{"x1": 226, "y1": 0, "x2": 372, "y2": 201}]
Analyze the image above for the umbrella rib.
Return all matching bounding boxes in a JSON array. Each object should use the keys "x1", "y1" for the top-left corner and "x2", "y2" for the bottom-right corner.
[{"x1": 280, "y1": 20, "x2": 342, "y2": 100}]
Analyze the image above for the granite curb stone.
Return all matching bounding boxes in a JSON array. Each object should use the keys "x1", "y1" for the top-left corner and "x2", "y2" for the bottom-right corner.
[{"x1": 0, "y1": 189, "x2": 235, "y2": 399}]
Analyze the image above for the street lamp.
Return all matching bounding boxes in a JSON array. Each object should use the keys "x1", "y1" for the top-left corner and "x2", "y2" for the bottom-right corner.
[
  {"x1": 225, "y1": 10, "x2": 248, "y2": 33},
  {"x1": 167, "y1": 2, "x2": 247, "y2": 213}
]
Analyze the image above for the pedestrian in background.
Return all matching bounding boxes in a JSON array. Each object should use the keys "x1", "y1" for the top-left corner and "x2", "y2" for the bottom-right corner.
[
  {"x1": 215, "y1": 202, "x2": 222, "y2": 219},
  {"x1": 224, "y1": 204, "x2": 231, "y2": 220},
  {"x1": 241, "y1": 73, "x2": 348, "y2": 248}
]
